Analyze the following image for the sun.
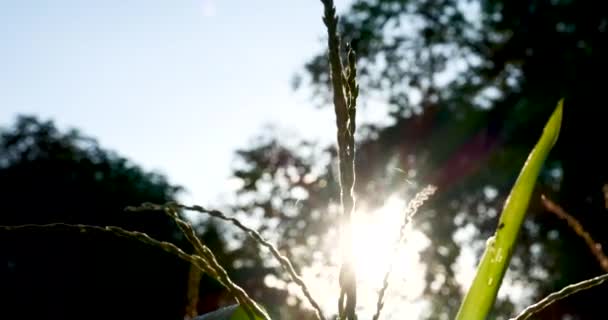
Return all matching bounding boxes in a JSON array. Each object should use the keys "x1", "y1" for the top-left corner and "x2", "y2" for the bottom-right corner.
[
  {"x1": 352, "y1": 195, "x2": 428, "y2": 283},
  {"x1": 348, "y1": 194, "x2": 430, "y2": 317},
  {"x1": 291, "y1": 194, "x2": 431, "y2": 318},
  {"x1": 351, "y1": 196, "x2": 407, "y2": 282}
]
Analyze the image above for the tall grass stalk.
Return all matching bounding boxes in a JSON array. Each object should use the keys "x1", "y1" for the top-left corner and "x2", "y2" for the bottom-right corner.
[
  {"x1": 127, "y1": 202, "x2": 325, "y2": 320},
  {"x1": 185, "y1": 263, "x2": 202, "y2": 319},
  {"x1": 373, "y1": 185, "x2": 437, "y2": 320},
  {"x1": 0, "y1": 222, "x2": 267, "y2": 319},
  {"x1": 510, "y1": 272, "x2": 608, "y2": 320},
  {"x1": 6, "y1": 4, "x2": 608, "y2": 320},
  {"x1": 542, "y1": 195, "x2": 608, "y2": 272},
  {"x1": 319, "y1": 0, "x2": 359, "y2": 318},
  {"x1": 165, "y1": 206, "x2": 269, "y2": 320}
]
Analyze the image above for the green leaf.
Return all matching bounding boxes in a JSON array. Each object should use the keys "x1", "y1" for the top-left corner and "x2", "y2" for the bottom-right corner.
[
  {"x1": 455, "y1": 100, "x2": 564, "y2": 320},
  {"x1": 195, "y1": 304, "x2": 266, "y2": 320}
]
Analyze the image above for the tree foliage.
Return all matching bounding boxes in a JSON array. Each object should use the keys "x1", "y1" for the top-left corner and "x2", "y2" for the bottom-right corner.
[
  {"x1": 0, "y1": 116, "x2": 296, "y2": 320},
  {"x1": 232, "y1": 0, "x2": 608, "y2": 318},
  {"x1": 0, "y1": 116, "x2": 188, "y2": 319}
]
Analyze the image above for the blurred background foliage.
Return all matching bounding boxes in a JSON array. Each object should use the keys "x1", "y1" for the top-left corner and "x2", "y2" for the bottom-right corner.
[
  {"x1": 234, "y1": 0, "x2": 608, "y2": 319},
  {"x1": 0, "y1": 117, "x2": 301, "y2": 320},
  {"x1": 2, "y1": 0, "x2": 608, "y2": 319}
]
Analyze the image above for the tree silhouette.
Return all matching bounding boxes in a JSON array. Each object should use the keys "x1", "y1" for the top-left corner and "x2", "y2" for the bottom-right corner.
[
  {"x1": 0, "y1": 116, "x2": 300, "y2": 320},
  {"x1": 232, "y1": 0, "x2": 608, "y2": 318}
]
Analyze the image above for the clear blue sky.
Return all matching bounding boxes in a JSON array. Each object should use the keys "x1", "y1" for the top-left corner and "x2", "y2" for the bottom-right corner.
[{"x1": 0, "y1": 0, "x2": 354, "y2": 205}]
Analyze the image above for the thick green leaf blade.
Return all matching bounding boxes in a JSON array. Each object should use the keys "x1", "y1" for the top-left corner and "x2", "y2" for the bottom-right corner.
[
  {"x1": 455, "y1": 100, "x2": 563, "y2": 320},
  {"x1": 195, "y1": 304, "x2": 265, "y2": 320}
]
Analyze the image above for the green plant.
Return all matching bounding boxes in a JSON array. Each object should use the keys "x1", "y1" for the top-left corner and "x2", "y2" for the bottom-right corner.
[
  {"x1": 320, "y1": 0, "x2": 359, "y2": 318},
  {"x1": 3, "y1": 2, "x2": 608, "y2": 320},
  {"x1": 455, "y1": 100, "x2": 562, "y2": 320}
]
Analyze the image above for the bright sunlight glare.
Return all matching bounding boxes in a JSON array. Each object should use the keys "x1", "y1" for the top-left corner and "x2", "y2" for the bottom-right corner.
[
  {"x1": 350, "y1": 195, "x2": 430, "y2": 319},
  {"x1": 297, "y1": 193, "x2": 432, "y2": 319}
]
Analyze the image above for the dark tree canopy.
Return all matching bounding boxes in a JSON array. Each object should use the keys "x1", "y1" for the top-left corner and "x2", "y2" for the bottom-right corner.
[
  {"x1": 0, "y1": 116, "x2": 301, "y2": 320},
  {"x1": 0, "y1": 116, "x2": 189, "y2": 319},
  {"x1": 232, "y1": 0, "x2": 608, "y2": 319}
]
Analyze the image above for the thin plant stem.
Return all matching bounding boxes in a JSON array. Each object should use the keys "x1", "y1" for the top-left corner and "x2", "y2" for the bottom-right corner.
[
  {"x1": 185, "y1": 263, "x2": 202, "y2": 319},
  {"x1": 0, "y1": 222, "x2": 268, "y2": 320},
  {"x1": 319, "y1": 1, "x2": 358, "y2": 318},
  {"x1": 510, "y1": 273, "x2": 608, "y2": 320},
  {"x1": 127, "y1": 202, "x2": 325, "y2": 320},
  {"x1": 164, "y1": 206, "x2": 268, "y2": 320},
  {"x1": 1, "y1": 224, "x2": 225, "y2": 297},
  {"x1": 345, "y1": 43, "x2": 359, "y2": 154},
  {"x1": 372, "y1": 185, "x2": 437, "y2": 320},
  {"x1": 541, "y1": 195, "x2": 608, "y2": 272}
]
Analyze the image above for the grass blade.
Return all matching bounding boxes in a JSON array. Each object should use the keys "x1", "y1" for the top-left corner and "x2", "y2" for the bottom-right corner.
[{"x1": 455, "y1": 100, "x2": 563, "y2": 320}]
